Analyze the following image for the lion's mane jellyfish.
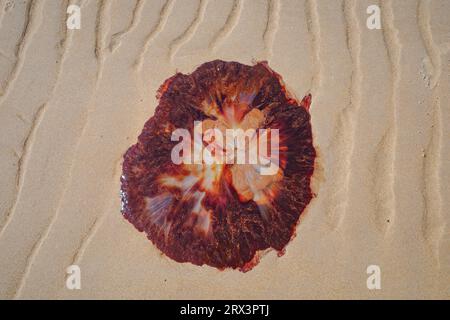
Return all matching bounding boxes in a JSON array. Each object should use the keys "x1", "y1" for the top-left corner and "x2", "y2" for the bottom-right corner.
[{"x1": 121, "y1": 60, "x2": 316, "y2": 271}]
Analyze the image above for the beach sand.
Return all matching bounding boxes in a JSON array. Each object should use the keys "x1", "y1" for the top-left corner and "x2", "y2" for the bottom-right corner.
[{"x1": 0, "y1": 0, "x2": 449, "y2": 299}]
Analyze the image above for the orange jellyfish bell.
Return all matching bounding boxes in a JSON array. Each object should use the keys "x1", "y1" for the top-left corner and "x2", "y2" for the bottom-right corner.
[{"x1": 121, "y1": 60, "x2": 316, "y2": 271}]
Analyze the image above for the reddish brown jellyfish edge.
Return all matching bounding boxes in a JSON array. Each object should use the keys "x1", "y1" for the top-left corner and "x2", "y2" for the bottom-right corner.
[{"x1": 120, "y1": 60, "x2": 316, "y2": 272}]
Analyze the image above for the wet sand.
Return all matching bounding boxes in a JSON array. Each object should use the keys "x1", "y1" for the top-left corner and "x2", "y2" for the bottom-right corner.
[{"x1": 0, "y1": 0, "x2": 449, "y2": 299}]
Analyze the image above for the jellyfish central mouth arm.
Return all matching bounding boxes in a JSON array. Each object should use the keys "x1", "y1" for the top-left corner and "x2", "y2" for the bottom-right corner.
[
  {"x1": 166, "y1": 106, "x2": 283, "y2": 203},
  {"x1": 170, "y1": 107, "x2": 280, "y2": 174}
]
